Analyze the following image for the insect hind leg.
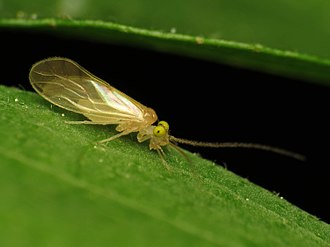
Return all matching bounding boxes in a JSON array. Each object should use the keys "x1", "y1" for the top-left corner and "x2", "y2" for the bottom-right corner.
[{"x1": 65, "y1": 120, "x2": 108, "y2": 125}]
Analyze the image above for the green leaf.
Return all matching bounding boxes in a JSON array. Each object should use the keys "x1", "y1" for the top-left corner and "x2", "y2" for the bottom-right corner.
[
  {"x1": 0, "y1": 85, "x2": 329, "y2": 247},
  {"x1": 1, "y1": 0, "x2": 330, "y2": 85},
  {"x1": 1, "y1": 0, "x2": 330, "y2": 58},
  {"x1": 1, "y1": 18, "x2": 330, "y2": 86},
  {"x1": 0, "y1": 1, "x2": 329, "y2": 245}
]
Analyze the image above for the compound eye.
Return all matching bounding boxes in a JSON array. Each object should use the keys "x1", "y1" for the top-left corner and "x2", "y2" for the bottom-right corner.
[
  {"x1": 158, "y1": 121, "x2": 169, "y2": 131},
  {"x1": 153, "y1": 125, "x2": 166, "y2": 137}
]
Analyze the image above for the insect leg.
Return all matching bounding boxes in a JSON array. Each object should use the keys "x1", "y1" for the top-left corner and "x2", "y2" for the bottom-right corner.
[
  {"x1": 156, "y1": 148, "x2": 171, "y2": 170},
  {"x1": 97, "y1": 130, "x2": 133, "y2": 144},
  {"x1": 65, "y1": 120, "x2": 107, "y2": 125},
  {"x1": 169, "y1": 142, "x2": 191, "y2": 163}
]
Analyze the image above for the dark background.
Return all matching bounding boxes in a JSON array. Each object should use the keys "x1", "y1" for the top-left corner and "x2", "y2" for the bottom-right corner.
[{"x1": 1, "y1": 29, "x2": 329, "y2": 223}]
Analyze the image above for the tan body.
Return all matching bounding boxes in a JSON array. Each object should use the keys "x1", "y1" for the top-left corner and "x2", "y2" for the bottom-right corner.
[{"x1": 29, "y1": 57, "x2": 305, "y2": 166}]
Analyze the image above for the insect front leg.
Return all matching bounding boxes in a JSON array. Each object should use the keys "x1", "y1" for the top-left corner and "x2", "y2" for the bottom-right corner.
[
  {"x1": 156, "y1": 148, "x2": 171, "y2": 170},
  {"x1": 97, "y1": 130, "x2": 133, "y2": 144}
]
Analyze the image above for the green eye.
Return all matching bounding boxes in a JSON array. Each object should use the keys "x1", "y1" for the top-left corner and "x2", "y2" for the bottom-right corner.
[
  {"x1": 158, "y1": 121, "x2": 169, "y2": 131},
  {"x1": 153, "y1": 125, "x2": 166, "y2": 137}
]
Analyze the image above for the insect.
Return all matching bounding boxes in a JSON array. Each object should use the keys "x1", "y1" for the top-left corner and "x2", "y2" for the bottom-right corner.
[{"x1": 29, "y1": 57, "x2": 305, "y2": 168}]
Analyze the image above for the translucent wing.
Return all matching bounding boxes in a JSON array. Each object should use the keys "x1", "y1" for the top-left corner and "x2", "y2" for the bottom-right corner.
[{"x1": 29, "y1": 57, "x2": 153, "y2": 124}]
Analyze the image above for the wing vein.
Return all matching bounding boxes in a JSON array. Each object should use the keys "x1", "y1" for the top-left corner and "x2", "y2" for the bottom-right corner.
[{"x1": 29, "y1": 58, "x2": 154, "y2": 124}]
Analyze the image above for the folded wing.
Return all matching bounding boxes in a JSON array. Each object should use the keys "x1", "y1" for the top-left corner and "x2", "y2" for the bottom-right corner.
[{"x1": 29, "y1": 57, "x2": 145, "y2": 124}]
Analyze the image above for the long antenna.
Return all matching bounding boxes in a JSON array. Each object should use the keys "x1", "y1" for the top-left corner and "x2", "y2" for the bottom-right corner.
[{"x1": 170, "y1": 136, "x2": 306, "y2": 161}]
